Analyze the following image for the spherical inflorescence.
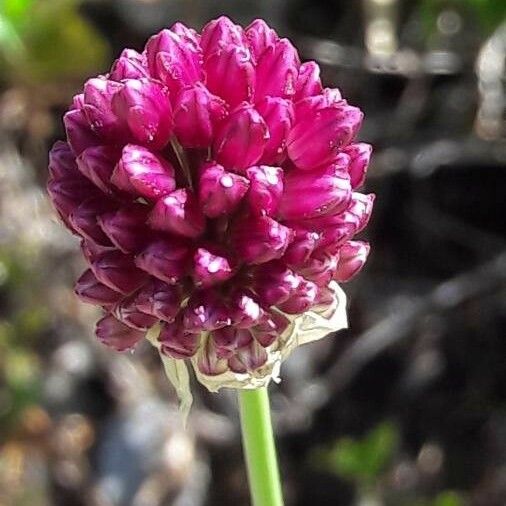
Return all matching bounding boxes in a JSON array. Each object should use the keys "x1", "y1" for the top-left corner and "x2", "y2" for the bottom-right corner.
[{"x1": 48, "y1": 17, "x2": 374, "y2": 382}]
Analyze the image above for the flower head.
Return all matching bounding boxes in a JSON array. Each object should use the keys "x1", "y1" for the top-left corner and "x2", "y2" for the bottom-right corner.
[{"x1": 48, "y1": 17, "x2": 373, "y2": 397}]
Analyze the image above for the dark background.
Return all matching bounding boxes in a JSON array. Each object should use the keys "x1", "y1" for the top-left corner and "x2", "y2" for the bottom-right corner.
[{"x1": 0, "y1": 1, "x2": 505, "y2": 505}]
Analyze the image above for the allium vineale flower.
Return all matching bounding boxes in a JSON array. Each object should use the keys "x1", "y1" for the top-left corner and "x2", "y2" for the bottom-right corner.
[{"x1": 48, "y1": 17, "x2": 374, "y2": 395}]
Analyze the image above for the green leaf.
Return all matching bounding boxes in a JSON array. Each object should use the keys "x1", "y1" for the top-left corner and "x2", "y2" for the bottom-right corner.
[
  {"x1": 0, "y1": 12, "x2": 24, "y2": 56},
  {"x1": 1, "y1": 0, "x2": 109, "y2": 83},
  {"x1": 433, "y1": 491, "x2": 464, "y2": 506},
  {"x1": 313, "y1": 421, "x2": 399, "y2": 486},
  {"x1": 1, "y1": 0, "x2": 34, "y2": 25},
  {"x1": 20, "y1": 0, "x2": 109, "y2": 81}
]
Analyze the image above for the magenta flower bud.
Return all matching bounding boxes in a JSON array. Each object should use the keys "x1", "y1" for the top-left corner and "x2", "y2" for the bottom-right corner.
[
  {"x1": 134, "y1": 279, "x2": 182, "y2": 323},
  {"x1": 110, "y1": 49, "x2": 148, "y2": 80},
  {"x1": 198, "y1": 161, "x2": 249, "y2": 218},
  {"x1": 245, "y1": 19, "x2": 278, "y2": 60},
  {"x1": 145, "y1": 29, "x2": 202, "y2": 93},
  {"x1": 170, "y1": 22, "x2": 201, "y2": 52},
  {"x1": 173, "y1": 84, "x2": 227, "y2": 148},
  {"x1": 344, "y1": 192, "x2": 375, "y2": 234},
  {"x1": 228, "y1": 339, "x2": 268, "y2": 373},
  {"x1": 80, "y1": 240, "x2": 115, "y2": 266},
  {"x1": 294, "y1": 61, "x2": 323, "y2": 101},
  {"x1": 148, "y1": 189, "x2": 205, "y2": 238},
  {"x1": 69, "y1": 198, "x2": 115, "y2": 246},
  {"x1": 98, "y1": 205, "x2": 150, "y2": 253},
  {"x1": 287, "y1": 99, "x2": 363, "y2": 170},
  {"x1": 74, "y1": 269, "x2": 123, "y2": 307},
  {"x1": 183, "y1": 290, "x2": 231, "y2": 332},
  {"x1": 112, "y1": 78, "x2": 173, "y2": 149},
  {"x1": 254, "y1": 38, "x2": 300, "y2": 100},
  {"x1": 252, "y1": 262, "x2": 299, "y2": 306},
  {"x1": 342, "y1": 143, "x2": 373, "y2": 189},
  {"x1": 96, "y1": 314, "x2": 144, "y2": 351},
  {"x1": 279, "y1": 156, "x2": 352, "y2": 220},
  {"x1": 232, "y1": 215, "x2": 293, "y2": 265},
  {"x1": 49, "y1": 141, "x2": 79, "y2": 180},
  {"x1": 91, "y1": 250, "x2": 148, "y2": 294},
  {"x1": 63, "y1": 108, "x2": 100, "y2": 156},
  {"x1": 111, "y1": 144, "x2": 175, "y2": 199},
  {"x1": 196, "y1": 337, "x2": 228, "y2": 375},
  {"x1": 76, "y1": 145, "x2": 119, "y2": 194},
  {"x1": 212, "y1": 327, "x2": 252, "y2": 359},
  {"x1": 213, "y1": 104, "x2": 269, "y2": 170},
  {"x1": 276, "y1": 277, "x2": 318, "y2": 314},
  {"x1": 134, "y1": 237, "x2": 190, "y2": 284},
  {"x1": 205, "y1": 46, "x2": 255, "y2": 107},
  {"x1": 306, "y1": 192, "x2": 375, "y2": 252},
  {"x1": 200, "y1": 16, "x2": 246, "y2": 57},
  {"x1": 256, "y1": 97, "x2": 294, "y2": 164},
  {"x1": 333, "y1": 241, "x2": 370, "y2": 282},
  {"x1": 251, "y1": 311, "x2": 290, "y2": 348},
  {"x1": 113, "y1": 295, "x2": 158, "y2": 331},
  {"x1": 294, "y1": 87, "x2": 342, "y2": 116},
  {"x1": 297, "y1": 251, "x2": 338, "y2": 286},
  {"x1": 246, "y1": 165, "x2": 284, "y2": 216},
  {"x1": 159, "y1": 319, "x2": 200, "y2": 359},
  {"x1": 229, "y1": 290, "x2": 265, "y2": 328},
  {"x1": 114, "y1": 295, "x2": 157, "y2": 329},
  {"x1": 282, "y1": 228, "x2": 320, "y2": 266},
  {"x1": 192, "y1": 248, "x2": 234, "y2": 288},
  {"x1": 82, "y1": 78, "x2": 127, "y2": 142},
  {"x1": 315, "y1": 215, "x2": 357, "y2": 253},
  {"x1": 47, "y1": 176, "x2": 97, "y2": 225}
]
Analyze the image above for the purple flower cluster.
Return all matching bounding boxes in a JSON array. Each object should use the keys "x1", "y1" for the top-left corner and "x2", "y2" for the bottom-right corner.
[{"x1": 48, "y1": 17, "x2": 373, "y2": 377}]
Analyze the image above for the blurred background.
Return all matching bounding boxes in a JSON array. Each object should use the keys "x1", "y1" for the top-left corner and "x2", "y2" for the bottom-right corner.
[{"x1": 0, "y1": 0, "x2": 505, "y2": 505}]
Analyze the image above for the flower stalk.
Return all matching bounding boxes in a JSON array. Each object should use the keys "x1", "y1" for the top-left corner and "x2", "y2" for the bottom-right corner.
[{"x1": 239, "y1": 387, "x2": 284, "y2": 506}]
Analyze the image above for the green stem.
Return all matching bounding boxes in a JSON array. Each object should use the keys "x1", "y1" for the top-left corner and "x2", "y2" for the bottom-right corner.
[{"x1": 238, "y1": 387, "x2": 284, "y2": 506}]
